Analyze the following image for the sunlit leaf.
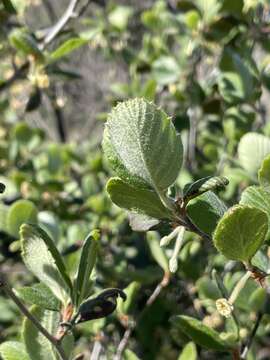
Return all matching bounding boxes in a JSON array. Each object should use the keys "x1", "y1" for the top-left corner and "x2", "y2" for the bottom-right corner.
[{"x1": 213, "y1": 205, "x2": 268, "y2": 262}]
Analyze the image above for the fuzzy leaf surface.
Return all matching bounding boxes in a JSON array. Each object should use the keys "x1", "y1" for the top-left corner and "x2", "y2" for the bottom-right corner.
[
  {"x1": 258, "y1": 154, "x2": 270, "y2": 188},
  {"x1": 75, "y1": 229, "x2": 100, "y2": 305},
  {"x1": 16, "y1": 283, "x2": 61, "y2": 311},
  {"x1": 238, "y1": 133, "x2": 270, "y2": 175},
  {"x1": 107, "y1": 177, "x2": 172, "y2": 219},
  {"x1": 0, "y1": 341, "x2": 29, "y2": 360},
  {"x1": 240, "y1": 186, "x2": 270, "y2": 239},
  {"x1": 213, "y1": 205, "x2": 268, "y2": 262},
  {"x1": 170, "y1": 315, "x2": 232, "y2": 351},
  {"x1": 20, "y1": 224, "x2": 72, "y2": 304},
  {"x1": 103, "y1": 98, "x2": 183, "y2": 192},
  {"x1": 22, "y1": 306, "x2": 60, "y2": 360}
]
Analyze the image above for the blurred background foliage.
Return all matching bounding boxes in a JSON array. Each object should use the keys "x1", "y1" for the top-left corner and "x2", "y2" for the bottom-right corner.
[{"x1": 1, "y1": 0, "x2": 270, "y2": 359}]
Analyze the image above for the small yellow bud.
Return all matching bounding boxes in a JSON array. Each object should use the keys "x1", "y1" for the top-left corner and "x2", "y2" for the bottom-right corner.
[
  {"x1": 216, "y1": 298, "x2": 233, "y2": 318},
  {"x1": 56, "y1": 97, "x2": 66, "y2": 108},
  {"x1": 36, "y1": 73, "x2": 50, "y2": 89}
]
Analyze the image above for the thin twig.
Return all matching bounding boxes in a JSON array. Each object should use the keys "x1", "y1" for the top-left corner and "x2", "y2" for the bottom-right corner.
[
  {"x1": 0, "y1": 274, "x2": 68, "y2": 360},
  {"x1": 113, "y1": 328, "x2": 133, "y2": 360},
  {"x1": 0, "y1": 0, "x2": 87, "y2": 93},
  {"x1": 146, "y1": 272, "x2": 170, "y2": 306},
  {"x1": 41, "y1": 0, "x2": 80, "y2": 48},
  {"x1": 114, "y1": 272, "x2": 170, "y2": 359},
  {"x1": 77, "y1": 0, "x2": 92, "y2": 17},
  {"x1": 90, "y1": 339, "x2": 103, "y2": 360},
  {"x1": 241, "y1": 312, "x2": 263, "y2": 359}
]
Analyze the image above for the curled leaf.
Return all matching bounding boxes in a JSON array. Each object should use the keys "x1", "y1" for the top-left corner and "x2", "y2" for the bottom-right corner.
[
  {"x1": 184, "y1": 176, "x2": 229, "y2": 202},
  {"x1": 74, "y1": 288, "x2": 126, "y2": 323}
]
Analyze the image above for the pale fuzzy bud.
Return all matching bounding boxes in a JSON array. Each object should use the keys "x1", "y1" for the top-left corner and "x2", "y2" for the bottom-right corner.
[
  {"x1": 36, "y1": 73, "x2": 50, "y2": 89},
  {"x1": 216, "y1": 298, "x2": 233, "y2": 318},
  {"x1": 239, "y1": 328, "x2": 248, "y2": 339},
  {"x1": 160, "y1": 226, "x2": 181, "y2": 247},
  {"x1": 169, "y1": 258, "x2": 178, "y2": 273},
  {"x1": 160, "y1": 236, "x2": 170, "y2": 247}
]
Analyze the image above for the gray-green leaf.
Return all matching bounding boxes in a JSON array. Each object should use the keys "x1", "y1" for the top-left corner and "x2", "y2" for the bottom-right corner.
[
  {"x1": 103, "y1": 127, "x2": 148, "y2": 189},
  {"x1": 240, "y1": 186, "x2": 270, "y2": 239},
  {"x1": 187, "y1": 191, "x2": 227, "y2": 235},
  {"x1": 170, "y1": 315, "x2": 232, "y2": 351},
  {"x1": 7, "y1": 200, "x2": 38, "y2": 238},
  {"x1": 128, "y1": 212, "x2": 160, "y2": 232},
  {"x1": 178, "y1": 342, "x2": 197, "y2": 360},
  {"x1": 146, "y1": 232, "x2": 169, "y2": 272},
  {"x1": 75, "y1": 229, "x2": 100, "y2": 306},
  {"x1": 50, "y1": 38, "x2": 87, "y2": 61},
  {"x1": 107, "y1": 177, "x2": 172, "y2": 219},
  {"x1": 0, "y1": 341, "x2": 30, "y2": 360},
  {"x1": 22, "y1": 306, "x2": 60, "y2": 360},
  {"x1": 103, "y1": 98, "x2": 183, "y2": 192},
  {"x1": 238, "y1": 133, "x2": 270, "y2": 175},
  {"x1": 183, "y1": 176, "x2": 229, "y2": 201},
  {"x1": 258, "y1": 154, "x2": 270, "y2": 188},
  {"x1": 20, "y1": 224, "x2": 72, "y2": 304},
  {"x1": 213, "y1": 205, "x2": 268, "y2": 262},
  {"x1": 152, "y1": 56, "x2": 181, "y2": 85},
  {"x1": 16, "y1": 283, "x2": 61, "y2": 311}
]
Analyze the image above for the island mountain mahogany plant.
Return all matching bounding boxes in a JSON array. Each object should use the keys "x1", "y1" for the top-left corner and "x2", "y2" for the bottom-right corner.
[
  {"x1": 103, "y1": 98, "x2": 270, "y2": 359},
  {"x1": 1, "y1": 1, "x2": 270, "y2": 359}
]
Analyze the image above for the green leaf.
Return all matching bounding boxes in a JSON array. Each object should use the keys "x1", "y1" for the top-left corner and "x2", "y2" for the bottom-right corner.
[
  {"x1": 152, "y1": 56, "x2": 181, "y2": 85},
  {"x1": 123, "y1": 349, "x2": 140, "y2": 360},
  {"x1": 249, "y1": 287, "x2": 266, "y2": 312},
  {"x1": 252, "y1": 250, "x2": 270, "y2": 273},
  {"x1": 213, "y1": 205, "x2": 268, "y2": 262},
  {"x1": 104, "y1": 98, "x2": 183, "y2": 193},
  {"x1": 7, "y1": 200, "x2": 38, "y2": 238},
  {"x1": 75, "y1": 229, "x2": 100, "y2": 306},
  {"x1": 146, "y1": 232, "x2": 169, "y2": 272},
  {"x1": 20, "y1": 224, "x2": 72, "y2": 304},
  {"x1": 103, "y1": 127, "x2": 147, "y2": 189},
  {"x1": 238, "y1": 133, "x2": 270, "y2": 175},
  {"x1": 183, "y1": 176, "x2": 229, "y2": 202},
  {"x1": 218, "y1": 50, "x2": 259, "y2": 104},
  {"x1": 196, "y1": 276, "x2": 220, "y2": 300},
  {"x1": 50, "y1": 38, "x2": 87, "y2": 61},
  {"x1": 9, "y1": 29, "x2": 43, "y2": 60},
  {"x1": 141, "y1": 79, "x2": 157, "y2": 101},
  {"x1": 0, "y1": 203, "x2": 8, "y2": 232},
  {"x1": 0, "y1": 341, "x2": 29, "y2": 360},
  {"x1": 170, "y1": 315, "x2": 232, "y2": 351},
  {"x1": 22, "y1": 306, "x2": 61, "y2": 360},
  {"x1": 258, "y1": 154, "x2": 270, "y2": 188},
  {"x1": 187, "y1": 191, "x2": 227, "y2": 235},
  {"x1": 196, "y1": 0, "x2": 221, "y2": 24},
  {"x1": 12, "y1": 122, "x2": 34, "y2": 143},
  {"x1": 240, "y1": 186, "x2": 270, "y2": 239},
  {"x1": 128, "y1": 212, "x2": 160, "y2": 232},
  {"x1": 108, "y1": 5, "x2": 133, "y2": 30},
  {"x1": 117, "y1": 281, "x2": 141, "y2": 315},
  {"x1": 16, "y1": 283, "x2": 61, "y2": 311},
  {"x1": 178, "y1": 342, "x2": 197, "y2": 360},
  {"x1": 107, "y1": 177, "x2": 172, "y2": 219},
  {"x1": 2, "y1": 0, "x2": 17, "y2": 14}
]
